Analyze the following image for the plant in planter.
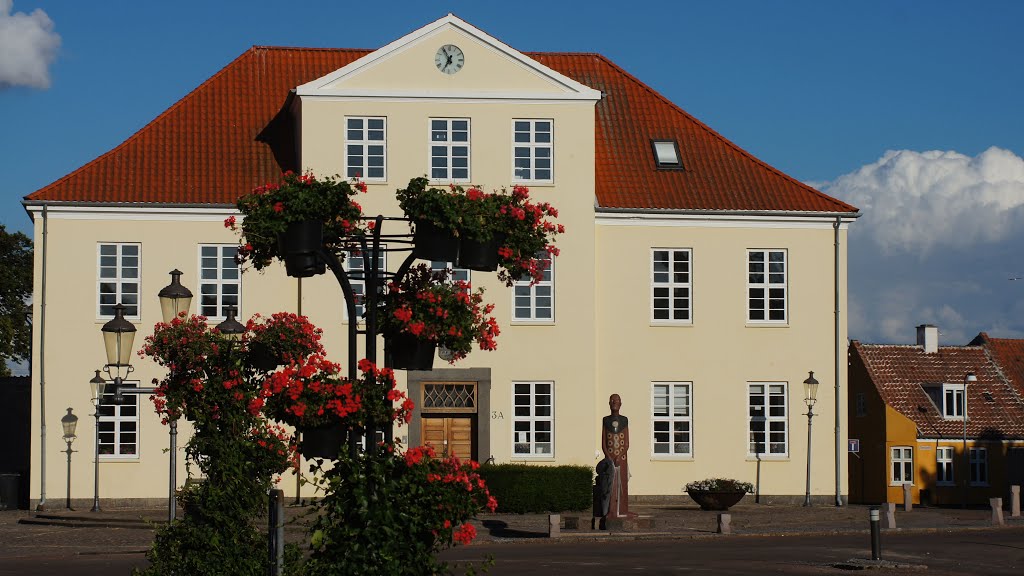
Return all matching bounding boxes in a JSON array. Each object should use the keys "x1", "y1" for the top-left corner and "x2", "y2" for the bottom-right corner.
[
  {"x1": 684, "y1": 478, "x2": 754, "y2": 511},
  {"x1": 379, "y1": 264, "x2": 499, "y2": 368},
  {"x1": 395, "y1": 177, "x2": 465, "y2": 262},
  {"x1": 492, "y1": 184, "x2": 564, "y2": 286},
  {"x1": 230, "y1": 171, "x2": 367, "y2": 276},
  {"x1": 244, "y1": 312, "x2": 324, "y2": 371}
]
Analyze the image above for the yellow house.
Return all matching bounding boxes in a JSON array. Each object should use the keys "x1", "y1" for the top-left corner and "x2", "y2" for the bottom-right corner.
[
  {"x1": 849, "y1": 325, "x2": 1024, "y2": 505},
  {"x1": 23, "y1": 15, "x2": 858, "y2": 508}
]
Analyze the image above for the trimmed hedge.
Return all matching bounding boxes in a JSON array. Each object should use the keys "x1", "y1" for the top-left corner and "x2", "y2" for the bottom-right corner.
[{"x1": 478, "y1": 463, "x2": 592, "y2": 513}]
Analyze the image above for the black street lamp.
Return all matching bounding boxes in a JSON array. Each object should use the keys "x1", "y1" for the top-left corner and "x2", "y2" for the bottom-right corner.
[
  {"x1": 802, "y1": 371, "x2": 820, "y2": 507},
  {"x1": 60, "y1": 407, "x2": 78, "y2": 510},
  {"x1": 216, "y1": 305, "x2": 245, "y2": 339},
  {"x1": 88, "y1": 370, "x2": 107, "y2": 512},
  {"x1": 962, "y1": 372, "x2": 976, "y2": 508},
  {"x1": 158, "y1": 269, "x2": 194, "y2": 323},
  {"x1": 101, "y1": 303, "x2": 137, "y2": 390}
]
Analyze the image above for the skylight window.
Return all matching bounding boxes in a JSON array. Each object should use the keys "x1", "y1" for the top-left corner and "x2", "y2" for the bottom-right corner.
[{"x1": 652, "y1": 140, "x2": 683, "y2": 169}]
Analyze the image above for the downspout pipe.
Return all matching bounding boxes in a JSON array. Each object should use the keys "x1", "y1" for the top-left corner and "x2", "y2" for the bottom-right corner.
[
  {"x1": 36, "y1": 204, "x2": 48, "y2": 510},
  {"x1": 834, "y1": 216, "x2": 843, "y2": 506}
]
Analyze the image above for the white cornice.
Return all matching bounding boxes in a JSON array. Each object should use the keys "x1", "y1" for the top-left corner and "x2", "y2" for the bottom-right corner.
[
  {"x1": 596, "y1": 211, "x2": 856, "y2": 230},
  {"x1": 24, "y1": 203, "x2": 237, "y2": 222},
  {"x1": 295, "y1": 14, "x2": 601, "y2": 102}
]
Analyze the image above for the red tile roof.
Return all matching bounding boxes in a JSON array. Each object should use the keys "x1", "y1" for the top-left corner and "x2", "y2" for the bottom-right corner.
[
  {"x1": 850, "y1": 341, "x2": 1024, "y2": 440},
  {"x1": 24, "y1": 47, "x2": 858, "y2": 214},
  {"x1": 972, "y1": 333, "x2": 1024, "y2": 400}
]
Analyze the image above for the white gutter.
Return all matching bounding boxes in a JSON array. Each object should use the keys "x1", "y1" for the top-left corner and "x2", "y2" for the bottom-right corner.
[
  {"x1": 834, "y1": 216, "x2": 843, "y2": 507},
  {"x1": 35, "y1": 204, "x2": 48, "y2": 510}
]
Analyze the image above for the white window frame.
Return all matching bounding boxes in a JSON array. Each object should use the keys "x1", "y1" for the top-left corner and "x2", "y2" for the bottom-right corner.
[
  {"x1": 970, "y1": 447, "x2": 989, "y2": 486},
  {"x1": 511, "y1": 119, "x2": 553, "y2": 183},
  {"x1": 890, "y1": 446, "x2": 914, "y2": 485},
  {"x1": 748, "y1": 382, "x2": 788, "y2": 457},
  {"x1": 747, "y1": 249, "x2": 787, "y2": 324},
  {"x1": 428, "y1": 118, "x2": 470, "y2": 182},
  {"x1": 936, "y1": 446, "x2": 955, "y2": 485},
  {"x1": 651, "y1": 248, "x2": 692, "y2": 324},
  {"x1": 942, "y1": 383, "x2": 965, "y2": 419},
  {"x1": 98, "y1": 383, "x2": 139, "y2": 460},
  {"x1": 97, "y1": 243, "x2": 141, "y2": 320},
  {"x1": 345, "y1": 116, "x2": 387, "y2": 182},
  {"x1": 651, "y1": 382, "x2": 692, "y2": 458},
  {"x1": 344, "y1": 247, "x2": 386, "y2": 320},
  {"x1": 512, "y1": 381, "x2": 554, "y2": 458},
  {"x1": 512, "y1": 253, "x2": 554, "y2": 323},
  {"x1": 198, "y1": 244, "x2": 241, "y2": 321},
  {"x1": 430, "y1": 260, "x2": 470, "y2": 291}
]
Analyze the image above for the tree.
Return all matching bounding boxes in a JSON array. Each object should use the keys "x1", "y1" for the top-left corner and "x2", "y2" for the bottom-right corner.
[{"x1": 0, "y1": 225, "x2": 32, "y2": 377}]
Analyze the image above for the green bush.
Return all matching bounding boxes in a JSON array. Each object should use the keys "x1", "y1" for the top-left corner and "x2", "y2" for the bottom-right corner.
[{"x1": 478, "y1": 464, "x2": 591, "y2": 513}]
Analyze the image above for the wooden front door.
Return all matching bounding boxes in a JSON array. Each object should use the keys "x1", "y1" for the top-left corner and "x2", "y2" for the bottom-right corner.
[{"x1": 422, "y1": 416, "x2": 476, "y2": 460}]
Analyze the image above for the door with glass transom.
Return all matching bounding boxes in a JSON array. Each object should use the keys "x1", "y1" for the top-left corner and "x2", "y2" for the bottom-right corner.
[{"x1": 419, "y1": 381, "x2": 478, "y2": 461}]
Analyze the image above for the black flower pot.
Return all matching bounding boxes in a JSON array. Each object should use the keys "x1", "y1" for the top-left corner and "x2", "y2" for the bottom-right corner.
[
  {"x1": 247, "y1": 341, "x2": 282, "y2": 372},
  {"x1": 458, "y1": 232, "x2": 506, "y2": 272},
  {"x1": 687, "y1": 489, "x2": 747, "y2": 511},
  {"x1": 385, "y1": 333, "x2": 436, "y2": 371},
  {"x1": 277, "y1": 220, "x2": 326, "y2": 278},
  {"x1": 412, "y1": 220, "x2": 459, "y2": 263},
  {"x1": 299, "y1": 424, "x2": 345, "y2": 460}
]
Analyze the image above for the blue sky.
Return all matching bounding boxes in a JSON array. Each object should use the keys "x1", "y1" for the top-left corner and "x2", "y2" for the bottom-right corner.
[{"x1": 3, "y1": 0, "x2": 1024, "y2": 345}]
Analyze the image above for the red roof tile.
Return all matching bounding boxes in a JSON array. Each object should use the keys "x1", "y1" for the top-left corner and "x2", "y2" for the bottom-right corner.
[
  {"x1": 24, "y1": 47, "x2": 858, "y2": 214},
  {"x1": 850, "y1": 341, "x2": 1024, "y2": 440},
  {"x1": 972, "y1": 333, "x2": 1024, "y2": 400}
]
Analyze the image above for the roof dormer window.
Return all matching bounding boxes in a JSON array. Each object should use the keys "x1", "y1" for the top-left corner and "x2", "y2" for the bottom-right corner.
[
  {"x1": 941, "y1": 383, "x2": 965, "y2": 419},
  {"x1": 652, "y1": 140, "x2": 683, "y2": 169}
]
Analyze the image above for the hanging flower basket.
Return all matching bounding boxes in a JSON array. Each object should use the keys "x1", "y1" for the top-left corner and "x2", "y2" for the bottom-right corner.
[
  {"x1": 413, "y1": 220, "x2": 460, "y2": 263},
  {"x1": 299, "y1": 423, "x2": 345, "y2": 460},
  {"x1": 277, "y1": 219, "x2": 326, "y2": 278},
  {"x1": 246, "y1": 341, "x2": 283, "y2": 372},
  {"x1": 386, "y1": 332, "x2": 436, "y2": 371},
  {"x1": 458, "y1": 232, "x2": 506, "y2": 272}
]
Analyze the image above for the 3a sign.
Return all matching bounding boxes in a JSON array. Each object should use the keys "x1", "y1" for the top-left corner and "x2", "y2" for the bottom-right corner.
[{"x1": 848, "y1": 439, "x2": 860, "y2": 453}]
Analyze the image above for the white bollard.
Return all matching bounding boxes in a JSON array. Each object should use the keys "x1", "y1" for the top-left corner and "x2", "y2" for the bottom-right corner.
[
  {"x1": 548, "y1": 514, "x2": 560, "y2": 538},
  {"x1": 990, "y1": 498, "x2": 1004, "y2": 526}
]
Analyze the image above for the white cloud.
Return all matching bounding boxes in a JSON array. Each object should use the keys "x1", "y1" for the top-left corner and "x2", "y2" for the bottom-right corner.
[
  {"x1": 0, "y1": 0, "x2": 60, "y2": 89},
  {"x1": 821, "y1": 147, "x2": 1024, "y2": 256}
]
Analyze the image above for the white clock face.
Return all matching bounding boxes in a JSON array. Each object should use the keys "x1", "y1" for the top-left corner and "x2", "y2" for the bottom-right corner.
[{"x1": 435, "y1": 44, "x2": 465, "y2": 75}]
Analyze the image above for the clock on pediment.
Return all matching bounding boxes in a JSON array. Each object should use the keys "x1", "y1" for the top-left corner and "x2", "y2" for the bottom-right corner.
[{"x1": 435, "y1": 44, "x2": 465, "y2": 75}]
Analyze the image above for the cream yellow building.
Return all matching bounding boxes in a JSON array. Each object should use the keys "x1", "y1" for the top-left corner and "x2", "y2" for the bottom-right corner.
[{"x1": 24, "y1": 15, "x2": 858, "y2": 508}]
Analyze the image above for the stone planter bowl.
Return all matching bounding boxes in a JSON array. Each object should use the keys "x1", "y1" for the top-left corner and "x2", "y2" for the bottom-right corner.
[{"x1": 687, "y1": 489, "x2": 747, "y2": 511}]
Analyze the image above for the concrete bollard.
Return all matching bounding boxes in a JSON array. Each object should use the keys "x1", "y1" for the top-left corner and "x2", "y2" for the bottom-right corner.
[
  {"x1": 1012, "y1": 485, "x2": 1021, "y2": 518},
  {"x1": 990, "y1": 498, "x2": 1004, "y2": 526},
  {"x1": 884, "y1": 503, "x2": 897, "y2": 529},
  {"x1": 548, "y1": 514, "x2": 560, "y2": 538},
  {"x1": 902, "y1": 484, "x2": 912, "y2": 512},
  {"x1": 717, "y1": 513, "x2": 731, "y2": 534}
]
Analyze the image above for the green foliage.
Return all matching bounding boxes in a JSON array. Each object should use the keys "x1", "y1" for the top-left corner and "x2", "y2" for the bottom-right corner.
[
  {"x1": 478, "y1": 464, "x2": 591, "y2": 513},
  {"x1": 0, "y1": 225, "x2": 32, "y2": 377},
  {"x1": 395, "y1": 177, "x2": 465, "y2": 235},
  {"x1": 303, "y1": 445, "x2": 496, "y2": 576},
  {"x1": 231, "y1": 171, "x2": 367, "y2": 271}
]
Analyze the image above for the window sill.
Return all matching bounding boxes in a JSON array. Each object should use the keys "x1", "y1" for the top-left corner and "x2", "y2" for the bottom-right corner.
[
  {"x1": 745, "y1": 322, "x2": 789, "y2": 328},
  {"x1": 511, "y1": 181, "x2": 555, "y2": 188},
  {"x1": 510, "y1": 321, "x2": 555, "y2": 327},
  {"x1": 510, "y1": 457, "x2": 556, "y2": 462},
  {"x1": 888, "y1": 482, "x2": 914, "y2": 487},
  {"x1": 651, "y1": 456, "x2": 694, "y2": 462},
  {"x1": 99, "y1": 457, "x2": 141, "y2": 463},
  {"x1": 745, "y1": 456, "x2": 789, "y2": 462},
  {"x1": 936, "y1": 482, "x2": 956, "y2": 487},
  {"x1": 650, "y1": 322, "x2": 693, "y2": 327},
  {"x1": 969, "y1": 483, "x2": 990, "y2": 487}
]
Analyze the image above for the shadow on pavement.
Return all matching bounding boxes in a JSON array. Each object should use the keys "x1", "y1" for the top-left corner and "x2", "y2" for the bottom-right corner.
[{"x1": 481, "y1": 519, "x2": 546, "y2": 539}]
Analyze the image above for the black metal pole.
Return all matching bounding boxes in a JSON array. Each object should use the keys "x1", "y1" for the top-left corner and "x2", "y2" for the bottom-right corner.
[
  {"x1": 869, "y1": 507, "x2": 881, "y2": 560},
  {"x1": 804, "y1": 404, "x2": 814, "y2": 507},
  {"x1": 91, "y1": 405, "x2": 100, "y2": 512},
  {"x1": 169, "y1": 419, "x2": 177, "y2": 522},
  {"x1": 63, "y1": 441, "x2": 74, "y2": 510},
  {"x1": 268, "y1": 488, "x2": 284, "y2": 576}
]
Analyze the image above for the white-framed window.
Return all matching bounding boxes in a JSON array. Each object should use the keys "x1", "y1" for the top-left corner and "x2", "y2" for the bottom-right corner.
[
  {"x1": 345, "y1": 248, "x2": 386, "y2": 319},
  {"x1": 652, "y1": 382, "x2": 691, "y2": 457},
  {"x1": 513, "y1": 381, "x2": 553, "y2": 457},
  {"x1": 429, "y1": 118, "x2": 470, "y2": 181},
  {"x1": 651, "y1": 248, "x2": 691, "y2": 324},
  {"x1": 97, "y1": 243, "x2": 140, "y2": 318},
  {"x1": 98, "y1": 385, "x2": 139, "y2": 460},
  {"x1": 891, "y1": 446, "x2": 914, "y2": 485},
  {"x1": 748, "y1": 383, "x2": 787, "y2": 456},
  {"x1": 345, "y1": 117, "x2": 386, "y2": 181},
  {"x1": 430, "y1": 260, "x2": 470, "y2": 290},
  {"x1": 513, "y1": 253, "x2": 554, "y2": 322},
  {"x1": 942, "y1": 384, "x2": 965, "y2": 418},
  {"x1": 937, "y1": 446, "x2": 955, "y2": 485},
  {"x1": 747, "y1": 249, "x2": 787, "y2": 323},
  {"x1": 970, "y1": 447, "x2": 988, "y2": 485},
  {"x1": 512, "y1": 119, "x2": 553, "y2": 182},
  {"x1": 198, "y1": 245, "x2": 240, "y2": 320}
]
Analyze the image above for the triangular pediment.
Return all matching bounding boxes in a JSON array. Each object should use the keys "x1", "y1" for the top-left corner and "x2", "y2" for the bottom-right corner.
[{"x1": 295, "y1": 14, "x2": 601, "y2": 101}]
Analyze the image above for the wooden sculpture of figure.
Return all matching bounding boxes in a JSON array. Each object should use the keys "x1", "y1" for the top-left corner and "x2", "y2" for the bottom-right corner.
[{"x1": 601, "y1": 393, "x2": 636, "y2": 519}]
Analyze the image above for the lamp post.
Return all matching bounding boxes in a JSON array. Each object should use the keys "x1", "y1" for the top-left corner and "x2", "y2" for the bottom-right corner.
[
  {"x1": 216, "y1": 305, "x2": 245, "y2": 338},
  {"x1": 95, "y1": 303, "x2": 137, "y2": 512},
  {"x1": 803, "y1": 371, "x2": 820, "y2": 507},
  {"x1": 962, "y1": 372, "x2": 976, "y2": 509},
  {"x1": 156, "y1": 270, "x2": 195, "y2": 522},
  {"x1": 60, "y1": 407, "x2": 78, "y2": 510},
  {"x1": 88, "y1": 370, "x2": 107, "y2": 512}
]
